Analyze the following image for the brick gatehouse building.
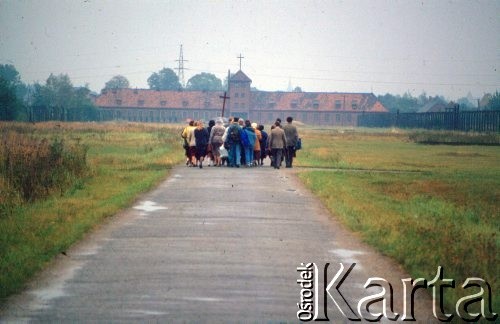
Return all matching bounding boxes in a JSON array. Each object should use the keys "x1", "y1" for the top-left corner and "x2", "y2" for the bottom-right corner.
[{"x1": 96, "y1": 70, "x2": 388, "y2": 126}]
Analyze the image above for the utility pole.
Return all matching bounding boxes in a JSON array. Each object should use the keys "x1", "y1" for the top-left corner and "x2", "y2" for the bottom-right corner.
[{"x1": 175, "y1": 44, "x2": 188, "y2": 87}]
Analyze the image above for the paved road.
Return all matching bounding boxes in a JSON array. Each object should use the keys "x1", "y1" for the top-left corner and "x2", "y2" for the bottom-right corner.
[{"x1": 1, "y1": 164, "x2": 436, "y2": 322}]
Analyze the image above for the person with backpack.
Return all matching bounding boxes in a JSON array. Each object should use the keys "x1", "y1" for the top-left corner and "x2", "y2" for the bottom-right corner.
[
  {"x1": 241, "y1": 120, "x2": 257, "y2": 167},
  {"x1": 224, "y1": 117, "x2": 242, "y2": 168}
]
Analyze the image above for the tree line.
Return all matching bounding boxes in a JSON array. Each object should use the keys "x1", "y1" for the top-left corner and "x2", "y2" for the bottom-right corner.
[
  {"x1": 1, "y1": 63, "x2": 499, "y2": 122},
  {"x1": 105, "y1": 68, "x2": 224, "y2": 92},
  {"x1": 0, "y1": 65, "x2": 97, "y2": 122},
  {"x1": 0, "y1": 65, "x2": 226, "y2": 122}
]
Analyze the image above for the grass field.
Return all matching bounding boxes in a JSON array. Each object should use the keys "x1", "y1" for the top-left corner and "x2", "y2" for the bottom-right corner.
[
  {"x1": 295, "y1": 128, "x2": 499, "y2": 313},
  {"x1": 1, "y1": 123, "x2": 498, "y2": 315},
  {"x1": 0, "y1": 122, "x2": 184, "y2": 300}
]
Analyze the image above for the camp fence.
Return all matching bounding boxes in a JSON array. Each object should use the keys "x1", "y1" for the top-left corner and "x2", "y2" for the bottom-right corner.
[{"x1": 357, "y1": 110, "x2": 500, "y2": 132}]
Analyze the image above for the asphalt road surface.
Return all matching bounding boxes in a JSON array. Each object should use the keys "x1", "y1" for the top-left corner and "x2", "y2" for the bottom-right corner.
[{"x1": 1, "y1": 164, "x2": 436, "y2": 322}]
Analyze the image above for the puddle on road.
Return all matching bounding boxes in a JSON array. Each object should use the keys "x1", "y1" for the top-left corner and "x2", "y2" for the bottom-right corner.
[
  {"x1": 133, "y1": 201, "x2": 168, "y2": 212},
  {"x1": 126, "y1": 309, "x2": 168, "y2": 316},
  {"x1": 29, "y1": 261, "x2": 84, "y2": 311},
  {"x1": 181, "y1": 297, "x2": 222, "y2": 302},
  {"x1": 329, "y1": 248, "x2": 366, "y2": 267}
]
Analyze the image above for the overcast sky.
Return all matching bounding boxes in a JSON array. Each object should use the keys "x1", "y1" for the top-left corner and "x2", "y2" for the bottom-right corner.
[{"x1": 0, "y1": 0, "x2": 498, "y2": 100}]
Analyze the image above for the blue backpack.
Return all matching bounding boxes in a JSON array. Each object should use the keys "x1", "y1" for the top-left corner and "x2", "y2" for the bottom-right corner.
[{"x1": 240, "y1": 128, "x2": 250, "y2": 147}]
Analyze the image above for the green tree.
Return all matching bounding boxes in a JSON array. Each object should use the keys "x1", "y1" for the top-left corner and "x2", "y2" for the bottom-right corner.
[
  {"x1": 0, "y1": 76, "x2": 21, "y2": 120},
  {"x1": 186, "y1": 72, "x2": 223, "y2": 91},
  {"x1": 378, "y1": 92, "x2": 419, "y2": 113},
  {"x1": 0, "y1": 64, "x2": 21, "y2": 85},
  {"x1": 457, "y1": 97, "x2": 475, "y2": 110},
  {"x1": 0, "y1": 65, "x2": 28, "y2": 120},
  {"x1": 147, "y1": 68, "x2": 181, "y2": 90},
  {"x1": 104, "y1": 75, "x2": 130, "y2": 89},
  {"x1": 486, "y1": 91, "x2": 500, "y2": 110},
  {"x1": 32, "y1": 74, "x2": 97, "y2": 121}
]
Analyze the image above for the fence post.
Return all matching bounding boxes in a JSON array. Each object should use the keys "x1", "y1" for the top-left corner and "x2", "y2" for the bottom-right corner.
[{"x1": 454, "y1": 104, "x2": 460, "y2": 130}]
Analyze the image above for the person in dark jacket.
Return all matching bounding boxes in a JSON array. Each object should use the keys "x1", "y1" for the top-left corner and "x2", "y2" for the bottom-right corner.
[
  {"x1": 258, "y1": 124, "x2": 268, "y2": 166},
  {"x1": 194, "y1": 121, "x2": 209, "y2": 169},
  {"x1": 283, "y1": 116, "x2": 299, "y2": 168}
]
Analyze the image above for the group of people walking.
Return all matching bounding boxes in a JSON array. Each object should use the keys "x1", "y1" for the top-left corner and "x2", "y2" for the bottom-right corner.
[{"x1": 181, "y1": 116, "x2": 300, "y2": 169}]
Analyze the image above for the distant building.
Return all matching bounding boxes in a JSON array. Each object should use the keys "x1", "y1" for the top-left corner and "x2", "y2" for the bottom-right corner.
[
  {"x1": 417, "y1": 100, "x2": 448, "y2": 113},
  {"x1": 96, "y1": 70, "x2": 388, "y2": 126},
  {"x1": 480, "y1": 93, "x2": 492, "y2": 109}
]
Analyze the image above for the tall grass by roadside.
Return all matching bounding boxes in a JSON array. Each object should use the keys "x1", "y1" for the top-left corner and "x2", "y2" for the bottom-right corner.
[
  {"x1": 295, "y1": 128, "x2": 499, "y2": 313},
  {"x1": 1, "y1": 132, "x2": 88, "y2": 205},
  {"x1": 0, "y1": 122, "x2": 184, "y2": 300}
]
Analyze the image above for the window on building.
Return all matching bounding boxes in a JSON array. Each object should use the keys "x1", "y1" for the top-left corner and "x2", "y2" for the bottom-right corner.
[
  {"x1": 291, "y1": 100, "x2": 298, "y2": 109},
  {"x1": 160, "y1": 100, "x2": 167, "y2": 106},
  {"x1": 204, "y1": 100, "x2": 210, "y2": 108},
  {"x1": 182, "y1": 100, "x2": 189, "y2": 107},
  {"x1": 335, "y1": 100, "x2": 342, "y2": 109},
  {"x1": 241, "y1": 92, "x2": 245, "y2": 98},
  {"x1": 268, "y1": 101, "x2": 276, "y2": 109},
  {"x1": 336, "y1": 114, "x2": 341, "y2": 122},
  {"x1": 138, "y1": 100, "x2": 145, "y2": 106},
  {"x1": 235, "y1": 93, "x2": 240, "y2": 98},
  {"x1": 115, "y1": 99, "x2": 122, "y2": 106},
  {"x1": 234, "y1": 103, "x2": 239, "y2": 109},
  {"x1": 351, "y1": 100, "x2": 358, "y2": 110},
  {"x1": 313, "y1": 100, "x2": 319, "y2": 109},
  {"x1": 241, "y1": 103, "x2": 245, "y2": 109}
]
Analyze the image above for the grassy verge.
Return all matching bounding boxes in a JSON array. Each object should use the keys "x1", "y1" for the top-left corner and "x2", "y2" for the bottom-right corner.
[
  {"x1": 295, "y1": 128, "x2": 499, "y2": 313},
  {"x1": 0, "y1": 122, "x2": 184, "y2": 300}
]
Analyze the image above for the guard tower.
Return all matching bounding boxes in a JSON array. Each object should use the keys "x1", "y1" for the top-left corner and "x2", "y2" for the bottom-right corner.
[{"x1": 228, "y1": 70, "x2": 252, "y2": 120}]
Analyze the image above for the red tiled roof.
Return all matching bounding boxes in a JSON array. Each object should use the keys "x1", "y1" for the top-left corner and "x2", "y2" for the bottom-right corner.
[
  {"x1": 95, "y1": 88, "x2": 225, "y2": 109},
  {"x1": 250, "y1": 91, "x2": 388, "y2": 112},
  {"x1": 96, "y1": 88, "x2": 388, "y2": 113}
]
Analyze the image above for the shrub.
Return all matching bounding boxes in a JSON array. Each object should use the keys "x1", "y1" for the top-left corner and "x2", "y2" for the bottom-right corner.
[
  {"x1": 0, "y1": 131, "x2": 88, "y2": 203},
  {"x1": 409, "y1": 131, "x2": 500, "y2": 145}
]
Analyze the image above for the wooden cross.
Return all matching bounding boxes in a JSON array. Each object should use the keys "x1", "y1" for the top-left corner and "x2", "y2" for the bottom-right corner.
[
  {"x1": 237, "y1": 53, "x2": 244, "y2": 70},
  {"x1": 219, "y1": 91, "x2": 230, "y2": 117}
]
